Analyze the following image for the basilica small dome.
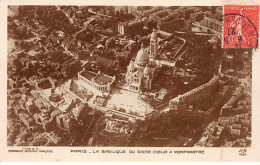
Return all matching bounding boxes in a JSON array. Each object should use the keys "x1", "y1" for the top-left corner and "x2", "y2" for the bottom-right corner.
[
  {"x1": 144, "y1": 65, "x2": 151, "y2": 75},
  {"x1": 128, "y1": 60, "x2": 135, "y2": 72},
  {"x1": 150, "y1": 58, "x2": 157, "y2": 66}
]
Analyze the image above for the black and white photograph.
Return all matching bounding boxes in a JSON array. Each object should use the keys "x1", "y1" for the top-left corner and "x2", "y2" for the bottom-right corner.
[{"x1": 6, "y1": 5, "x2": 253, "y2": 148}]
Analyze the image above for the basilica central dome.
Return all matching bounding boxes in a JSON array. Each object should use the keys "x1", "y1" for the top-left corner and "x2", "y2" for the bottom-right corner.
[{"x1": 135, "y1": 43, "x2": 149, "y2": 67}]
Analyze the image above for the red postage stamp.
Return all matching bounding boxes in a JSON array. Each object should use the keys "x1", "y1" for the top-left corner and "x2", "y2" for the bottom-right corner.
[{"x1": 223, "y1": 5, "x2": 259, "y2": 49}]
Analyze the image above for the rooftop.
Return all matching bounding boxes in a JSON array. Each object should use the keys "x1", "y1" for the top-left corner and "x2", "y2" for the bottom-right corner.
[
  {"x1": 95, "y1": 74, "x2": 113, "y2": 85},
  {"x1": 95, "y1": 96, "x2": 106, "y2": 106},
  {"x1": 37, "y1": 79, "x2": 52, "y2": 89},
  {"x1": 80, "y1": 70, "x2": 114, "y2": 85},
  {"x1": 157, "y1": 88, "x2": 168, "y2": 100},
  {"x1": 80, "y1": 70, "x2": 97, "y2": 81}
]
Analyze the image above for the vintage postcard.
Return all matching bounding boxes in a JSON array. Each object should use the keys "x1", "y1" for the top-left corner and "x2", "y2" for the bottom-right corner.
[{"x1": 0, "y1": 0, "x2": 260, "y2": 162}]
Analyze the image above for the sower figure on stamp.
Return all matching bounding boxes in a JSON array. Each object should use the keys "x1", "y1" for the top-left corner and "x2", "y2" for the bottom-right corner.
[{"x1": 230, "y1": 9, "x2": 246, "y2": 42}]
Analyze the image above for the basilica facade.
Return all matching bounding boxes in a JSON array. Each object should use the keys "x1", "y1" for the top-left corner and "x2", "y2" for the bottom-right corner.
[{"x1": 125, "y1": 29, "x2": 159, "y2": 92}]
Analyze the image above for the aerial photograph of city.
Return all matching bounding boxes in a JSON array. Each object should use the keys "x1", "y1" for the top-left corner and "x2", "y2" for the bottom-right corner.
[{"x1": 7, "y1": 6, "x2": 252, "y2": 147}]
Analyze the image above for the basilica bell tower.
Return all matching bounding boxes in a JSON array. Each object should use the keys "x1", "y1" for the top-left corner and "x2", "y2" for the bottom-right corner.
[{"x1": 150, "y1": 28, "x2": 158, "y2": 59}]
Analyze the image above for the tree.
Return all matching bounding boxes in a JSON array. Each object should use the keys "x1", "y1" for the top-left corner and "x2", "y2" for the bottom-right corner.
[{"x1": 175, "y1": 60, "x2": 185, "y2": 68}]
